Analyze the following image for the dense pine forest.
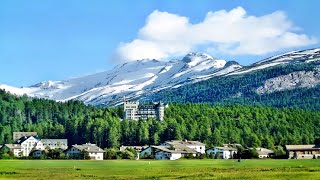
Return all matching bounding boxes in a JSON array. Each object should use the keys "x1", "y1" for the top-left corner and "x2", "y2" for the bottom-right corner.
[{"x1": 0, "y1": 89, "x2": 319, "y2": 149}]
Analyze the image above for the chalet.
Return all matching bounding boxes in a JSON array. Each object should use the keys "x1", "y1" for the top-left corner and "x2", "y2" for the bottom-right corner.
[
  {"x1": 0, "y1": 135, "x2": 43, "y2": 157},
  {"x1": 148, "y1": 140, "x2": 204, "y2": 160},
  {"x1": 206, "y1": 147, "x2": 237, "y2": 159},
  {"x1": 152, "y1": 145, "x2": 197, "y2": 160},
  {"x1": 15, "y1": 136, "x2": 43, "y2": 156},
  {"x1": 65, "y1": 143, "x2": 105, "y2": 160},
  {"x1": 161, "y1": 140, "x2": 206, "y2": 154},
  {"x1": 285, "y1": 145, "x2": 320, "y2": 159},
  {"x1": 254, "y1": 148, "x2": 274, "y2": 158}
]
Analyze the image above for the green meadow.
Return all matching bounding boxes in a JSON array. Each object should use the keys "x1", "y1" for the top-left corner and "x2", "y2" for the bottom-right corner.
[{"x1": 0, "y1": 159, "x2": 319, "y2": 179}]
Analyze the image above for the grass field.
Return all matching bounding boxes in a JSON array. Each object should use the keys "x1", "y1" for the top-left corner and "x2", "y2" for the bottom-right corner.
[{"x1": 0, "y1": 159, "x2": 319, "y2": 179}]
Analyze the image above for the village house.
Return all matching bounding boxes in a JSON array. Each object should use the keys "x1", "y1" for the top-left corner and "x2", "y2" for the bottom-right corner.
[
  {"x1": 143, "y1": 140, "x2": 205, "y2": 160},
  {"x1": 0, "y1": 136, "x2": 43, "y2": 157},
  {"x1": 285, "y1": 144, "x2": 320, "y2": 159},
  {"x1": 0, "y1": 144, "x2": 23, "y2": 157},
  {"x1": 65, "y1": 143, "x2": 105, "y2": 160},
  {"x1": 206, "y1": 147, "x2": 237, "y2": 159},
  {"x1": 152, "y1": 146, "x2": 190, "y2": 160},
  {"x1": 254, "y1": 147, "x2": 274, "y2": 158},
  {"x1": 41, "y1": 139, "x2": 68, "y2": 150},
  {"x1": 161, "y1": 140, "x2": 206, "y2": 154},
  {"x1": 4, "y1": 131, "x2": 68, "y2": 158},
  {"x1": 1, "y1": 132, "x2": 69, "y2": 157},
  {"x1": 14, "y1": 136, "x2": 43, "y2": 156}
]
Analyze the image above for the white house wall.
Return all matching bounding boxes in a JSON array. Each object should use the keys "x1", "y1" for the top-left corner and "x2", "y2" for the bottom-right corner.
[
  {"x1": 186, "y1": 145, "x2": 205, "y2": 154},
  {"x1": 170, "y1": 153, "x2": 182, "y2": 160},
  {"x1": 88, "y1": 152, "x2": 104, "y2": 160},
  {"x1": 13, "y1": 149, "x2": 23, "y2": 157},
  {"x1": 206, "y1": 149, "x2": 236, "y2": 159},
  {"x1": 20, "y1": 137, "x2": 41, "y2": 156}
]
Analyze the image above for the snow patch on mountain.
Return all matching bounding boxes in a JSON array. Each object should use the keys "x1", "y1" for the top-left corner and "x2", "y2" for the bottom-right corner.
[
  {"x1": 256, "y1": 48, "x2": 320, "y2": 65},
  {"x1": 228, "y1": 48, "x2": 320, "y2": 76},
  {"x1": 228, "y1": 62, "x2": 286, "y2": 75}
]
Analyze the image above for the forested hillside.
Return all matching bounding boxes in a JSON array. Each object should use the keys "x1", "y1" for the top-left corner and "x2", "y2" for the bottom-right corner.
[
  {"x1": 0, "y1": 89, "x2": 319, "y2": 148},
  {"x1": 147, "y1": 61, "x2": 320, "y2": 110}
]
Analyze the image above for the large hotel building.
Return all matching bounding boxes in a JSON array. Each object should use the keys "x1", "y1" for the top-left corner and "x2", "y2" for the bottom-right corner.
[{"x1": 123, "y1": 100, "x2": 165, "y2": 121}]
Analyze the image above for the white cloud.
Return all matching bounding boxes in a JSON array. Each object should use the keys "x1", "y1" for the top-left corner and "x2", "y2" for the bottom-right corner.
[{"x1": 115, "y1": 7, "x2": 317, "y2": 61}]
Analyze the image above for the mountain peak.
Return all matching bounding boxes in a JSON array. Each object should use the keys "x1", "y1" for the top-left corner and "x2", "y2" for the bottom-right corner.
[
  {"x1": 182, "y1": 52, "x2": 214, "y2": 63},
  {"x1": 181, "y1": 52, "x2": 226, "y2": 69}
]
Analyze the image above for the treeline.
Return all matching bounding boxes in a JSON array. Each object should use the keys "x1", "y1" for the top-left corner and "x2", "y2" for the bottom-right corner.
[
  {"x1": 0, "y1": 89, "x2": 320, "y2": 149},
  {"x1": 0, "y1": 147, "x2": 138, "y2": 160}
]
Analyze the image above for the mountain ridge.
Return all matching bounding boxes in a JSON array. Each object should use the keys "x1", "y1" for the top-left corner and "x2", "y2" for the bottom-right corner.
[
  {"x1": 0, "y1": 52, "x2": 229, "y2": 105},
  {"x1": 1, "y1": 48, "x2": 320, "y2": 107}
]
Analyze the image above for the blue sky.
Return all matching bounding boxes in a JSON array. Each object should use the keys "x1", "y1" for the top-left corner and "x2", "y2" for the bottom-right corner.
[{"x1": 0, "y1": 0, "x2": 319, "y2": 86}]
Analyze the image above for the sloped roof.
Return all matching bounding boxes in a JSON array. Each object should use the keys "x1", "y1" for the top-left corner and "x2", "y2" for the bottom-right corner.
[
  {"x1": 285, "y1": 145, "x2": 319, "y2": 151},
  {"x1": 170, "y1": 144, "x2": 198, "y2": 153},
  {"x1": 166, "y1": 140, "x2": 205, "y2": 146},
  {"x1": 72, "y1": 143, "x2": 105, "y2": 153},
  {"x1": 3, "y1": 144, "x2": 22, "y2": 149},
  {"x1": 152, "y1": 144, "x2": 198, "y2": 154},
  {"x1": 208, "y1": 147, "x2": 237, "y2": 151},
  {"x1": 120, "y1": 145, "x2": 148, "y2": 151},
  {"x1": 152, "y1": 146, "x2": 186, "y2": 154},
  {"x1": 41, "y1": 139, "x2": 68, "y2": 145},
  {"x1": 14, "y1": 135, "x2": 40, "y2": 144},
  {"x1": 223, "y1": 143, "x2": 242, "y2": 147},
  {"x1": 250, "y1": 147, "x2": 274, "y2": 155}
]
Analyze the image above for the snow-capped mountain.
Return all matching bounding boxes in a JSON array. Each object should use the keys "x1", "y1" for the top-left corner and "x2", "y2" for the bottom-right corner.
[
  {"x1": 146, "y1": 48, "x2": 320, "y2": 109},
  {"x1": 1, "y1": 48, "x2": 319, "y2": 106},
  {"x1": 0, "y1": 52, "x2": 234, "y2": 106}
]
